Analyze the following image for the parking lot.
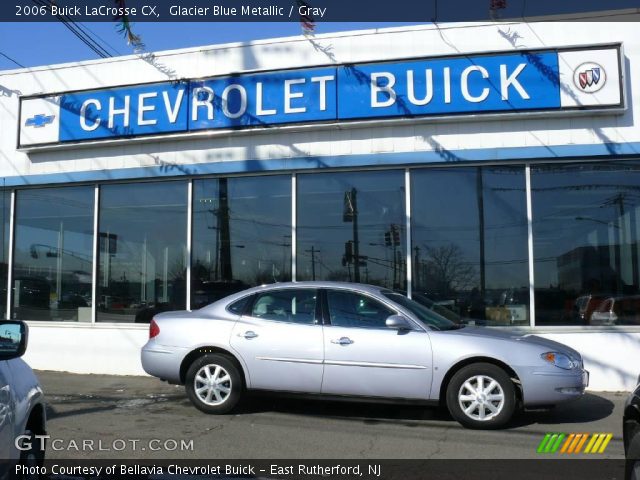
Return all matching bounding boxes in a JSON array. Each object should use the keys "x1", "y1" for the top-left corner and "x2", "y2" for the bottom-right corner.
[{"x1": 38, "y1": 370, "x2": 626, "y2": 460}]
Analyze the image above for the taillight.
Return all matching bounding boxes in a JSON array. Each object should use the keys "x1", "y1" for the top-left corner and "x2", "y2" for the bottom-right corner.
[{"x1": 149, "y1": 319, "x2": 160, "y2": 339}]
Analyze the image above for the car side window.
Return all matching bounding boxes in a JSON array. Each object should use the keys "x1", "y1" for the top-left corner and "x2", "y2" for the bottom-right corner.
[
  {"x1": 250, "y1": 289, "x2": 317, "y2": 325},
  {"x1": 228, "y1": 295, "x2": 252, "y2": 315},
  {"x1": 327, "y1": 290, "x2": 394, "y2": 329}
]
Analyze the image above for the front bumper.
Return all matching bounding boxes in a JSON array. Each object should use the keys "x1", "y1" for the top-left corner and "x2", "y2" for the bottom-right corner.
[{"x1": 521, "y1": 368, "x2": 589, "y2": 406}]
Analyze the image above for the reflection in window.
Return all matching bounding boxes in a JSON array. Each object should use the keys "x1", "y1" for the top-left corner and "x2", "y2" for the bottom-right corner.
[
  {"x1": 97, "y1": 182, "x2": 187, "y2": 323},
  {"x1": 411, "y1": 167, "x2": 529, "y2": 326},
  {"x1": 192, "y1": 176, "x2": 291, "y2": 309},
  {"x1": 297, "y1": 171, "x2": 406, "y2": 289},
  {"x1": 532, "y1": 162, "x2": 640, "y2": 326},
  {"x1": 250, "y1": 289, "x2": 317, "y2": 324},
  {"x1": 326, "y1": 290, "x2": 393, "y2": 328},
  {"x1": 12, "y1": 187, "x2": 94, "y2": 321}
]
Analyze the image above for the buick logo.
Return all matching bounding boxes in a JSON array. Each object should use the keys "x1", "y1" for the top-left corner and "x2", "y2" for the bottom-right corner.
[{"x1": 573, "y1": 62, "x2": 606, "y2": 93}]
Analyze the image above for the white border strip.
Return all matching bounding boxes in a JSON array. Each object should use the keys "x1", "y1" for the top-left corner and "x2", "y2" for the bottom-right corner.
[
  {"x1": 91, "y1": 185, "x2": 99, "y2": 324},
  {"x1": 291, "y1": 174, "x2": 297, "y2": 282},
  {"x1": 405, "y1": 169, "x2": 412, "y2": 298},
  {"x1": 525, "y1": 164, "x2": 536, "y2": 328},
  {"x1": 186, "y1": 180, "x2": 193, "y2": 311},
  {"x1": 6, "y1": 190, "x2": 15, "y2": 319}
]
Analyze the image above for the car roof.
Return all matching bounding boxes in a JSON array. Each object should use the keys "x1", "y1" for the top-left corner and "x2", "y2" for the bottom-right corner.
[{"x1": 200, "y1": 281, "x2": 391, "y2": 311}]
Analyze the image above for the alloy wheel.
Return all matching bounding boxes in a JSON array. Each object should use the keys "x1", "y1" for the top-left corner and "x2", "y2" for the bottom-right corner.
[
  {"x1": 457, "y1": 374, "x2": 505, "y2": 421},
  {"x1": 194, "y1": 364, "x2": 232, "y2": 406}
]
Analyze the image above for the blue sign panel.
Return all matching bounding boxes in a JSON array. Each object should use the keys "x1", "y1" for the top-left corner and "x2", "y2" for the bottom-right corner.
[
  {"x1": 338, "y1": 52, "x2": 560, "y2": 119},
  {"x1": 59, "y1": 82, "x2": 189, "y2": 142},
  {"x1": 34, "y1": 49, "x2": 568, "y2": 145},
  {"x1": 189, "y1": 67, "x2": 337, "y2": 130}
]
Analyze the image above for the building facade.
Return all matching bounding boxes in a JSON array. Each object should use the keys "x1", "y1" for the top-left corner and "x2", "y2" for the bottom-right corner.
[{"x1": 1, "y1": 22, "x2": 639, "y2": 390}]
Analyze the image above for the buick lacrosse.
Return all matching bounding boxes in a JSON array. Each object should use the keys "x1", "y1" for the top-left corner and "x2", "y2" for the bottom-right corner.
[{"x1": 141, "y1": 282, "x2": 588, "y2": 429}]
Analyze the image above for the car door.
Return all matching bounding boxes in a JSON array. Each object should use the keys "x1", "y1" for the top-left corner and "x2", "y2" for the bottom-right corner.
[
  {"x1": 230, "y1": 288, "x2": 324, "y2": 393},
  {"x1": 0, "y1": 360, "x2": 13, "y2": 459},
  {"x1": 321, "y1": 288, "x2": 432, "y2": 400}
]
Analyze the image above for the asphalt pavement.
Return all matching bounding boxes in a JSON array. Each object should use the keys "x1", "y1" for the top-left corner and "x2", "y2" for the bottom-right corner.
[{"x1": 37, "y1": 370, "x2": 626, "y2": 460}]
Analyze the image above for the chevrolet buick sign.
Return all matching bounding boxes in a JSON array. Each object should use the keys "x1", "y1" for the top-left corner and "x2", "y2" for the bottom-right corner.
[{"x1": 18, "y1": 44, "x2": 624, "y2": 148}]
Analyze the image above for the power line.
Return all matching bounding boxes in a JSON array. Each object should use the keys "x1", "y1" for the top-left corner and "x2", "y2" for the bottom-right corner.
[
  {"x1": 31, "y1": 0, "x2": 113, "y2": 59},
  {"x1": 0, "y1": 50, "x2": 25, "y2": 68}
]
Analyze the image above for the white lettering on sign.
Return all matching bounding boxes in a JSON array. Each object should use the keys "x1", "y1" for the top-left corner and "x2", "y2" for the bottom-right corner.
[
  {"x1": 407, "y1": 69, "x2": 433, "y2": 106},
  {"x1": 256, "y1": 82, "x2": 276, "y2": 116},
  {"x1": 461, "y1": 65, "x2": 490, "y2": 103},
  {"x1": 443, "y1": 67, "x2": 451, "y2": 104},
  {"x1": 311, "y1": 75, "x2": 334, "y2": 111},
  {"x1": 79, "y1": 99, "x2": 101, "y2": 131},
  {"x1": 108, "y1": 95, "x2": 130, "y2": 129},
  {"x1": 221, "y1": 84, "x2": 247, "y2": 119},
  {"x1": 192, "y1": 87, "x2": 214, "y2": 121},
  {"x1": 371, "y1": 72, "x2": 396, "y2": 108},
  {"x1": 284, "y1": 79, "x2": 306, "y2": 114},
  {"x1": 500, "y1": 63, "x2": 529, "y2": 100},
  {"x1": 137, "y1": 92, "x2": 157, "y2": 126},
  {"x1": 163, "y1": 90, "x2": 184, "y2": 124}
]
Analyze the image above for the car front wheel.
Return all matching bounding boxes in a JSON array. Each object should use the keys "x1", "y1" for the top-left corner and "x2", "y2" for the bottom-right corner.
[
  {"x1": 185, "y1": 354, "x2": 243, "y2": 414},
  {"x1": 446, "y1": 363, "x2": 516, "y2": 429},
  {"x1": 19, "y1": 429, "x2": 45, "y2": 479}
]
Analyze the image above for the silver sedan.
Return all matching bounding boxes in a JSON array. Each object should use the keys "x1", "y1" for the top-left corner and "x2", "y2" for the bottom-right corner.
[{"x1": 141, "y1": 282, "x2": 589, "y2": 429}]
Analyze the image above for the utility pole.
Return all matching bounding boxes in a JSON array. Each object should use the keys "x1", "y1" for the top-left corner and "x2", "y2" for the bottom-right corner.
[
  {"x1": 218, "y1": 178, "x2": 232, "y2": 281},
  {"x1": 343, "y1": 188, "x2": 360, "y2": 283},
  {"x1": 476, "y1": 167, "x2": 486, "y2": 297},
  {"x1": 351, "y1": 188, "x2": 360, "y2": 283},
  {"x1": 306, "y1": 246, "x2": 320, "y2": 280}
]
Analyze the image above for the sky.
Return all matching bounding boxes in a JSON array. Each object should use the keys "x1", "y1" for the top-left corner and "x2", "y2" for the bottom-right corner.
[{"x1": 0, "y1": 22, "x2": 421, "y2": 70}]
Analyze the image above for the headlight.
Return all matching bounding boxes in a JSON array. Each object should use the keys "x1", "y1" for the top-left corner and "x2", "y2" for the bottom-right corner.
[{"x1": 541, "y1": 352, "x2": 577, "y2": 370}]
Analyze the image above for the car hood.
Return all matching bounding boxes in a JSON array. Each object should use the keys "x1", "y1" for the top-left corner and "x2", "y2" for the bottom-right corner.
[{"x1": 449, "y1": 326, "x2": 582, "y2": 359}]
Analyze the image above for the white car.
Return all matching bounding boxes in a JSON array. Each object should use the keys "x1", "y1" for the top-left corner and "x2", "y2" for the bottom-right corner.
[
  {"x1": 142, "y1": 282, "x2": 588, "y2": 429},
  {"x1": 0, "y1": 321, "x2": 46, "y2": 477}
]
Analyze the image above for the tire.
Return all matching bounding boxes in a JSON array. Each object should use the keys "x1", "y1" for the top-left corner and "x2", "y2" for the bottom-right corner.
[
  {"x1": 627, "y1": 431, "x2": 640, "y2": 480},
  {"x1": 19, "y1": 429, "x2": 45, "y2": 480},
  {"x1": 446, "y1": 362, "x2": 516, "y2": 429},
  {"x1": 185, "y1": 354, "x2": 243, "y2": 414}
]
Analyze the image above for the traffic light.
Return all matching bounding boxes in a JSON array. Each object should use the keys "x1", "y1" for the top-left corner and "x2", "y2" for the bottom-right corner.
[
  {"x1": 344, "y1": 241, "x2": 354, "y2": 264},
  {"x1": 391, "y1": 224, "x2": 401, "y2": 246},
  {"x1": 384, "y1": 231, "x2": 392, "y2": 247}
]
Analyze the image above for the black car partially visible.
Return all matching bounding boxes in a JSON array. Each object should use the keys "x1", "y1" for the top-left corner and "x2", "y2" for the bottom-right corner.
[{"x1": 625, "y1": 375, "x2": 640, "y2": 480}]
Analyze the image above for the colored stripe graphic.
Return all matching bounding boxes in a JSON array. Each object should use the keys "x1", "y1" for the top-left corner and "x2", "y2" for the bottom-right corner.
[{"x1": 538, "y1": 433, "x2": 613, "y2": 454}]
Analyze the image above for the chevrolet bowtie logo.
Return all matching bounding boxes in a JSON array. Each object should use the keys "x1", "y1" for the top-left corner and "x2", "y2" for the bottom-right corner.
[{"x1": 25, "y1": 114, "x2": 55, "y2": 128}]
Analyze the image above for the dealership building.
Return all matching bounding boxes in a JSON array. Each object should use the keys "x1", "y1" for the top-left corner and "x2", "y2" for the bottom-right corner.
[{"x1": 1, "y1": 21, "x2": 639, "y2": 391}]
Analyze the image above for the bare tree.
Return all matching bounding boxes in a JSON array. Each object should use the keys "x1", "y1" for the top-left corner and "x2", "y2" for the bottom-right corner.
[{"x1": 423, "y1": 244, "x2": 477, "y2": 296}]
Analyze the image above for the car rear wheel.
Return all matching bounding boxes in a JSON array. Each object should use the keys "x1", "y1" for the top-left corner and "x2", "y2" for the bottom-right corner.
[
  {"x1": 446, "y1": 363, "x2": 516, "y2": 429},
  {"x1": 185, "y1": 354, "x2": 243, "y2": 414}
]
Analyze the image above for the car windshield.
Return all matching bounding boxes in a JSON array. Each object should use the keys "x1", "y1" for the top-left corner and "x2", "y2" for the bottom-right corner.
[{"x1": 383, "y1": 292, "x2": 461, "y2": 331}]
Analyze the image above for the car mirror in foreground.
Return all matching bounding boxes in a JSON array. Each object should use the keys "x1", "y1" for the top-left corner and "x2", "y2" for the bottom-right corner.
[
  {"x1": 385, "y1": 315, "x2": 412, "y2": 330},
  {"x1": 0, "y1": 321, "x2": 28, "y2": 360}
]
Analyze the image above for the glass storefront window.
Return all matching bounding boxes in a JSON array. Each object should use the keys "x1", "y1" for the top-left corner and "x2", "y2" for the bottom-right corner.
[
  {"x1": 296, "y1": 170, "x2": 406, "y2": 289},
  {"x1": 0, "y1": 190, "x2": 9, "y2": 319},
  {"x1": 531, "y1": 162, "x2": 640, "y2": 326},
  {"x1": 12, "y1": 187, "x2": 94, "y2": 321},
  {"x1": 192, "y1": 175, "x2": 291, "y2": 309},
  {"x1": 97, "y1": 182, "x2": 187, "y2": 323},
  {"x1": 411, "y1": 167, "x2": 529, "y2": 326}
]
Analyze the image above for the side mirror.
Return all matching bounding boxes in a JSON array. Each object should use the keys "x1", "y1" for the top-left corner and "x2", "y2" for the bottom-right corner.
[
  {"x1": 0, "y1": 321, "x2": 28, "y2": 360},
  {"x1": 385, "y1": 315, "x2": 412, "y2": 330}
]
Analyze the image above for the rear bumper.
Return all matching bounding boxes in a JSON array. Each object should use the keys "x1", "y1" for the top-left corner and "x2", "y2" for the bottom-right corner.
[
  {"x1": 521, "y1": 368, "x2": 589, "y2": 406},
  {"x1": 140, "y1": 343, "x2": 187, "y2": 383}
]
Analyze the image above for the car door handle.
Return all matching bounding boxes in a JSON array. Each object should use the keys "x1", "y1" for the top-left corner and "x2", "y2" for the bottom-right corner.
[
  {"x1": 239, "y1": 331, "x2": 258, "y2": 339},
  {"x1": 331, "y1": 337, "x2": 354, "y2": 346}
]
